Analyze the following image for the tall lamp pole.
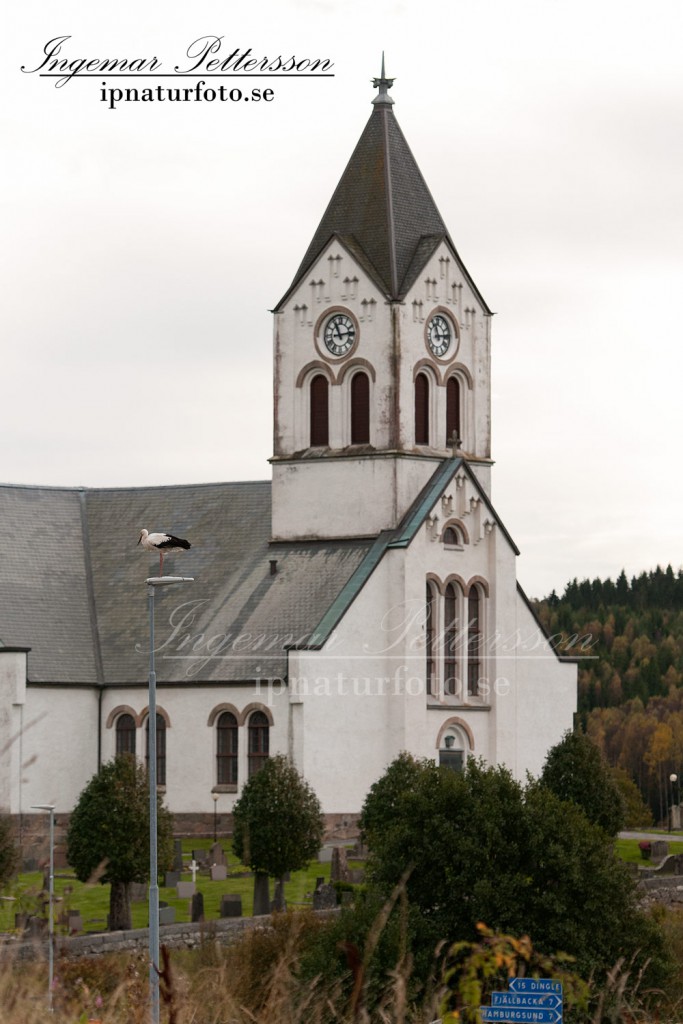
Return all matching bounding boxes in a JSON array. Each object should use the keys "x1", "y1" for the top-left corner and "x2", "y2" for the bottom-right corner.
[
  {"x1": 212, "y1": 792, "x2": 219, "y2": 843},
  {"x1": 146, "y1": 575, "x2": 193, "y2": 1024},
  {"x1": 31, "y1": 803, "x2": 55, "y2": 1012}
]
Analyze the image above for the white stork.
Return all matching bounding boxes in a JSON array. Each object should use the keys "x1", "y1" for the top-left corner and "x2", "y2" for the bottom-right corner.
[{"x1": 138, "y1": 529, "x2": 191, "y2": 576}]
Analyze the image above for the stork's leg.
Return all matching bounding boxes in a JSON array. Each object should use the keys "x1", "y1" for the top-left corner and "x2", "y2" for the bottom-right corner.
[{"x1": 159, "y1": 552, "x2": 164, "y2": 577}]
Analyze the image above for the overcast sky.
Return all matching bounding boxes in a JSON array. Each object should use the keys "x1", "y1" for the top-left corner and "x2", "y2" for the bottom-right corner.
[{"x1": 3, "y1": 0, "x2": 682, "y2": 598}]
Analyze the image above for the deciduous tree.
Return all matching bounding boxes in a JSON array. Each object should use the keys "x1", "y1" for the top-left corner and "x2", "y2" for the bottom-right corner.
[
  {"x1": 540, "y1": 729, "x2": 624, "y2": 835},
  {"x1": 66, "y1": 755, "x2": 173, "y2": 930}
]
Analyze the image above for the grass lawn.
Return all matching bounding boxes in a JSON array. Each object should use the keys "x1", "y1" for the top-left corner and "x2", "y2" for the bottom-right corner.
[{"x1": 0, "y1": 839, "x2": 360, "y2": 934}]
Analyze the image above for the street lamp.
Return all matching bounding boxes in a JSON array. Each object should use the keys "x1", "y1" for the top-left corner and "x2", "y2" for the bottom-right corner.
[
  {"x1": 146, "y1": 575, "x2": 193, "y2": 1024},
  {"x1": 670, "y1": 773, "x2": 679, "y2": 832},
  {"x1": 31, "y1": 803, "x2": 55, "y2": 1012},
  {"x1": 212, "y1": 792, "x2": 219, "y2": 843}
]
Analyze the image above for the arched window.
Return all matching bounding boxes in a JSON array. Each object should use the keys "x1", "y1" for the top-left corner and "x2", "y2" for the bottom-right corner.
[
  {"x1": 446, "y1": 377, "x2": 461, "y2": 446},
  {"x1": 310, "y1": 375, "x2": 329, "y2": 446},
  {"x1": 216, "y1": 711, "x2": 238, "y2": 786},
  {"x1": 145, "y1": 713, "x2": 166, "y2": 786},
  {"x1": 444, "y1": 583, "x2": 459, "y2": 696},
  {"x1": 350, "y1": 372, "x2": 370, "y2": 444},
  {"x1": 415, "y1": 373, "x2": 430, "y2": 445},
  {"x1": 439, "y1": 728, "x2": 466, "y2": 772},
  {"x1": 467, "y1": 587, "x2": 482, "y2": 697},
  {"x1": 443, "y1": 526, "x2": 460, "y2": 546},
  {"x1": 425, "y1": 582, "x2": 437, "y2": 696},
  {"x1": 248, "y1": 711, "x2": 270, "y2": 777},
  {"x1": 115, "y1": 713, "x2": 136, "y2": 756}
]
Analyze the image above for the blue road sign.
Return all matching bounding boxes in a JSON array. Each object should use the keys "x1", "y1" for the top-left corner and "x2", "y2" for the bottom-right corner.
[
  {"x1": 492, "y1": 993, "x2": 563, "y2": 1010},
  {"x1": 508, "y1": 979, "x2": 563, "y2": 995},
  {"x1": 480, "y1": 1009, "x2": 561, "y2": 1023}
]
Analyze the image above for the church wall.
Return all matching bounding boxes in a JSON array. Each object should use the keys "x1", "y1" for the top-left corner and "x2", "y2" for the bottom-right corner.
[
  {"x1": 20, "y1": 686, "x2": 99, "y2": 813},
  {"x1": 0, "y1": 651, "x2": 27, "y2": 813},
  {"x1": 99, "y1": 685, "x2": 290, "y2": 815}
]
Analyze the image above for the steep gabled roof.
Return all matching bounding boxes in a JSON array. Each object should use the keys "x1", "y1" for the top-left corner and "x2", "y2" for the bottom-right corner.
[{"x1": 277, "y1": 70, "x2": 491, "y2": 311}]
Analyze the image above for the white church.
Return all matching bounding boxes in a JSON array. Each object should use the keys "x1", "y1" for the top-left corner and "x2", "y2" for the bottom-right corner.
[{"x1": 0, "y1": 69, "x2": 576, "y2": 839}]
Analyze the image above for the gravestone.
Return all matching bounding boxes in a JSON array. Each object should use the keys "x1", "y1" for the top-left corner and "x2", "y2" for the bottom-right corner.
[
  {"x1": 651, "y1": 840, "x2": 669, "y2": 861},
  {"x1": 159, "y1": 906, "x2": 176, "y2": 925},
  {"x1": 209, "y1": 842, "x2": 226, "y2": 867},
  {"x1": 313, "y1": 883, "x2": 337, "y2": 911},
  {"x1": 130, "y1": 882, "x2": 147, "y2": 902},
  {"x1": 191, "y1": 891, "x2": 204, "y2": 923},
  {"x1": 317, "y1": 847, "x2": 333, "y2": 863},
  {"x1": 210, "y1": 864, "x2": 227, "y2": 881},
  {"x1": 331, "y1": 847, "x2": 350, "y2": 883},
  {"x1": 192, "y1": 849, "x2": 210, "y2": 867},
  {"x1": 315, "y1": 876, "x2": 325, "y2": 890},
  {"x1": 176, "y1": 881, "x2": 196, "y2": 898},
  {"x1": 271, "y1": 880, "x2": 286, "y2": 912},
  {"x1": 173, "y1": 839, "x2": 183, "y2": 872},
  {"x1": 253, "y1": 873, "x2": 270, "y2": 916},
  {"x1": 164, "y1": 871, "x2": 181, "y2": 888},
  {"x1": 219, "y1": 894, "x2": 243, "y2": 918},
  {"x1": 67, "y1": 909, "x2": 83, "y2": 933}
]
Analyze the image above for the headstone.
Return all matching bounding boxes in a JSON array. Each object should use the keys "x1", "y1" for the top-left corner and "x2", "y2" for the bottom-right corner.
[
  {"x1": 67, "y1": 909, "x2": 83, "y2": 932},
  {"x1": 159, "y1": 906, "x2": 176, "y2": 925},
  {"x1": 173, "y1": 839, "x2": 183, "y2": 872},
  {"x1": 219, "y1": 894, "x2": 243, "y2": 918},
  {"x1": 192, "y1": 849, "x2": 210, "y2": 868},
  {"x1": 191, "y1": 891, "x2": 204, "y2": 923},
  {"x1": 331, "y1": 847, "x2": 350, "y2": 883},
  {"x1": 312, "y1": 883, "x2": 337, "y2": 911},
  {"x1": 317, "y1": 847, "x2": 333, "y2": 863},
  {"x1": 651, "y1": 840, "x2": 669, "y2": 861},
  {"x1": 189, "y1": 859, "x2": 200, "y2": 883},
  {"x1": 315, "y1": 876, "x2": 325, "y2": 890},
  {"x1": 271, "y1": 879, "x2": 286, "y2": 912},
  {"x1": 176, "y1": 881, "x2": 196, "y2": 898},
  {"x1": 130, "y1": 882, "x2": 147, "y2": 902},
  {"x1": 164, "y1": 871, "x2": 181, "y2": 888},
  {"x1": 209, "y1": 842, "x2": 226, "y2": 867},
  {"x1": 210, "y1": 864, "x2": 227, "y2": 881},
  {"x1": 253, "y1": 873, "x2": 270, "y2": 916}
]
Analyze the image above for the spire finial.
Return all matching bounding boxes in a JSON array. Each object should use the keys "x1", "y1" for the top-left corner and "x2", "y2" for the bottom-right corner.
[{"x1": 372, "y1": 52, "x2": 394, "y2": 107}]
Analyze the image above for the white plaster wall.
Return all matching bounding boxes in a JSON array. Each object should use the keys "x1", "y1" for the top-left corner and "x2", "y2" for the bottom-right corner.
[
  {"x1": 0, "y1": 652, "x2": 27, "y2": 813},
  {"x1": 100, "y1": 686, "x2": 291, "y2": 814},
  {"x1": 272, "y1": 455, "x2": 441, "y2": 540},
  {"x1": 20, "y1": 687, "x2": 99, "y2": 813}
]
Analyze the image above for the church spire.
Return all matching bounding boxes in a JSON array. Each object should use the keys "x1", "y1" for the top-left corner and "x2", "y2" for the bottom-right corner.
[{"x1": 371, "y1": 53, "x2": 394, "y2": 108}]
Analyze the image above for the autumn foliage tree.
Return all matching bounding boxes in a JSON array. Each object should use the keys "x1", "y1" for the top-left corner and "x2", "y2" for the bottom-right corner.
[{"x1": 67, "y1": 755, "x2": 173, "y2": 931}]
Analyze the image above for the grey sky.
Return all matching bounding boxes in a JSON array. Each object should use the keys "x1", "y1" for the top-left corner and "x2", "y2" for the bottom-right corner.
[{"x1": 3, "y1": 0, "x2": 682, "y2": 597}]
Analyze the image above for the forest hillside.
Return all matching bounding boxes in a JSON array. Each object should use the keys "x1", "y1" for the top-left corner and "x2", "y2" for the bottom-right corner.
[{"x1": 533, "y1": 565, "x2": 683, "y2": 821}]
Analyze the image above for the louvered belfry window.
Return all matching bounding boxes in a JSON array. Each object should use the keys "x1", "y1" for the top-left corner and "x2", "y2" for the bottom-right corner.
[
  {"x1": 350, "y1": 372, "x2": 370, "y2": 444},
  {"x1": 310, "y1": 375, "x2": 329, "y2": 446},
  {"x1": 415, "y1": 373, "x2": 429, "y2": 445},
  {"x1": 446, "y1": 377, "x2": 461, "y2": 446}
]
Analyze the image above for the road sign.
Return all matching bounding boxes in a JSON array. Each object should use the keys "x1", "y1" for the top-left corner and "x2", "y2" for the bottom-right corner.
[
  {"x1": 508, "y1": 979, "x2": 563, "y2": 995},
  {"x1": 492, "y1": 993, "x2": 563, "y2": 1010},
  {"x1": 480, "y1": 1009, "x2": 561, "y2": 1023}
]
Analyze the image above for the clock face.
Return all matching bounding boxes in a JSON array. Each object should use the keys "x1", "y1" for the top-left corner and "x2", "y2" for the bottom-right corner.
[
  {"x1": 323, "y1": 314, "x2": 356, "y2": 357},
  {"x1": 427, "y1": 315, "x2": 452, "y2": 357}
]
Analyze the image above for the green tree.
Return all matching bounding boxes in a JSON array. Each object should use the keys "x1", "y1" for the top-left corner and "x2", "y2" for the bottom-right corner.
[
  {"x1": 66, "y1": 755, "x2": 173, "y2": 931},
  {"x1": 359, "y1": 756, "x2": 667, "y2": 983},
  {"x1": 232, "y1": 755, "x2": 323, "y2": 913},
  {"x1": 0, "y1": 813, "x2": 18, "y2": 890},
  {"x1": 609, "y1": 767, "x2": 654, "y2": 829},
  {"x1": 540, "y1": 729, "x2": 624, "y2": 835}
]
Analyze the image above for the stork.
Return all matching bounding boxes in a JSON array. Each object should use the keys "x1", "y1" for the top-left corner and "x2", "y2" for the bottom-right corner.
[{"x1": 138, "y1": 529, "x2": 191, "y2": 576}]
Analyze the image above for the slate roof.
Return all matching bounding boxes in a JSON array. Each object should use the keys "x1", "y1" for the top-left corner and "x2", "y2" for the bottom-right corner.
[
  {"x1": 277, "y1": 86, "x2": 491, "y2": 310},
  {"x1": 0, "y1": 482, "x2": 373, "y2": 685}
]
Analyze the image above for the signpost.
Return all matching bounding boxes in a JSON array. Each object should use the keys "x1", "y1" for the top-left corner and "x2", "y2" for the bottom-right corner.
[{"x1": 479, "y1": 979, "x2": 563, "y2": 1024}]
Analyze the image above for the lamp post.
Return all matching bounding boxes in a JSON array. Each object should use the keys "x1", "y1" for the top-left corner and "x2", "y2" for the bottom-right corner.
[
  {"x1": 31, "y1": 803, "x2": 55, "y2": 1012},
  {"x1": 146, "y1": 575, "x2": 193, "y2": 1024},
  {"x1": 670, "y1": 773, "x2": 679, "y2": 832},
  {"x1": 212, "y1": 792, "x2": 219, "y2": 843}
]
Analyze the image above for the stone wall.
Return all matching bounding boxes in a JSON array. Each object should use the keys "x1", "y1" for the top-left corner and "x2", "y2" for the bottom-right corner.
[{"x1": 0, "y1": 910, "x2": 339, "y2": 963}]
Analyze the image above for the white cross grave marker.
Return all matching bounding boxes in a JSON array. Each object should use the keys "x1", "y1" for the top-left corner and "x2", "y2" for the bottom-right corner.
[{"x1": 189, "y1": 859, "x2": 199, "y2": 883}]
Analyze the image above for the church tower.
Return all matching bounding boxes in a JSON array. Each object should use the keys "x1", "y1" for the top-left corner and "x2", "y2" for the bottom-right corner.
[{"x1": 271, "y1": 65, "x2": 493, "y2": 541}]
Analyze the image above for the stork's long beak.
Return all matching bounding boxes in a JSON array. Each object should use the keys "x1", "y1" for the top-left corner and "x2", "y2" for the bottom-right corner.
[{"x1": 137, "y1": 535, "x2": 142, "y2": 545}]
